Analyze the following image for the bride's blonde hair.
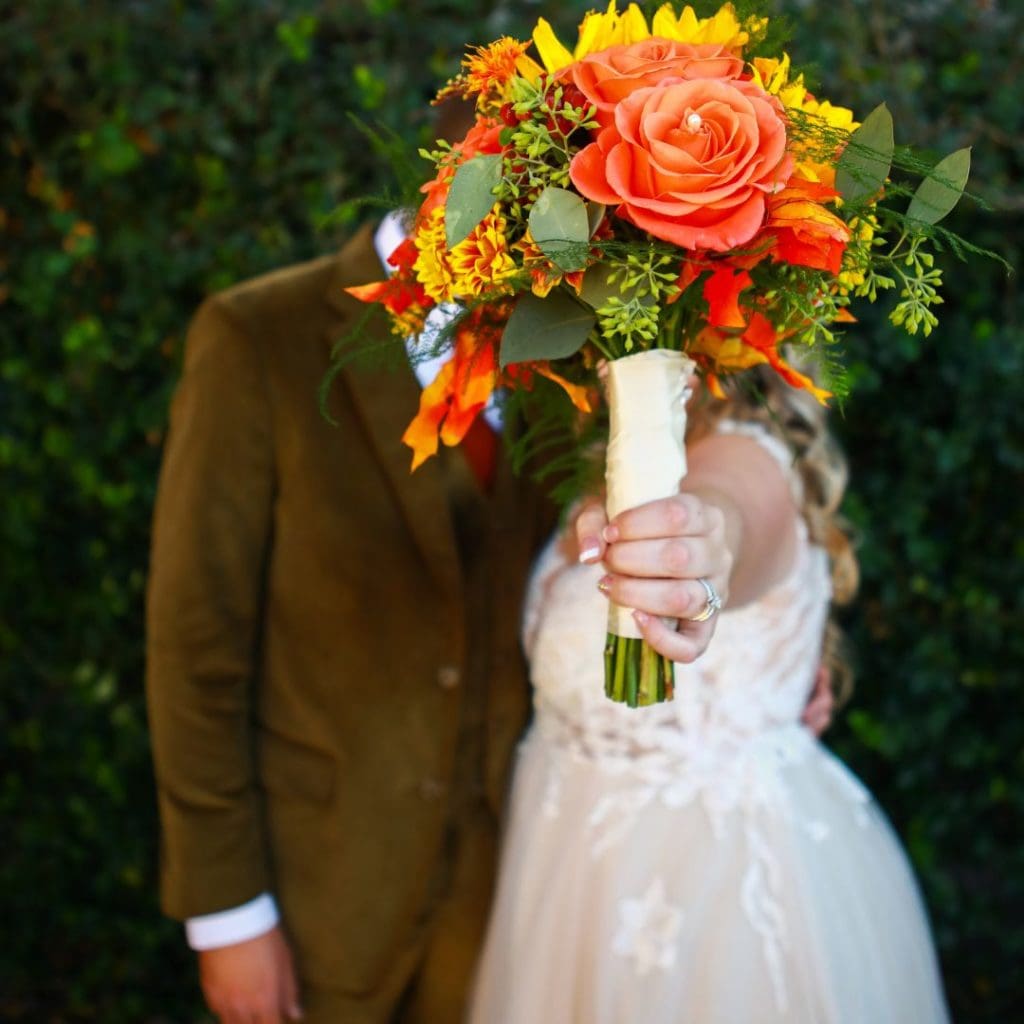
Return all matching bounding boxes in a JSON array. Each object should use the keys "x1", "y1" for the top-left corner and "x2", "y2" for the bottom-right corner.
[{"x1": 687, "y1": 365, "x2": 859, "y2": 705}]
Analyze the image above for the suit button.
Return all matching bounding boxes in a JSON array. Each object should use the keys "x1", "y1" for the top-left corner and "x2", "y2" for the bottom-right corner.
[
  {"x1": 418, "y1": 777, "x2": 446, "y2": 801},
  {"x1": 437, "y1": 664, "x2": 461, "y2": 690}
]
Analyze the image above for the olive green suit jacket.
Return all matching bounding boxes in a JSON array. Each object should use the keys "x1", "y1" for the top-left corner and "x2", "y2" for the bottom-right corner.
[{"x1": 145, "y1": 225, "x2": 548, "y2": 1010}]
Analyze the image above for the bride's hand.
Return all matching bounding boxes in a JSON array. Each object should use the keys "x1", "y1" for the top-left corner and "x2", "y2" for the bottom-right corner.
[{"x1": 575, "y1": 491, "x2": 733, "y2": 664}]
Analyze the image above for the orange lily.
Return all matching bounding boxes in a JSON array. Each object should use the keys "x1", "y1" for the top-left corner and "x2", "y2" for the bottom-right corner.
[
  {"x1": 765, "y1": 175, "x2": 850, "y2": 275},
  {"x1": 690, "y1": 315, "x2": 831, "y2": 404},
  {"x1": 402, "y1": 311, "x2": 501, "y2": 469}
]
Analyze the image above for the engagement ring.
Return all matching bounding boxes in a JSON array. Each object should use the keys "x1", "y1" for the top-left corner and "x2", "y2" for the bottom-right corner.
[{"x1": 687, "y1": 577, "x2": 722, "y2": 622}]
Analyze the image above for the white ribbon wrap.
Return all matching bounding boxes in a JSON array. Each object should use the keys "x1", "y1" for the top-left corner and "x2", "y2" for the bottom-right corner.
[{"x1": 605, "y1": 349, "x2": 696, "y2": 638}]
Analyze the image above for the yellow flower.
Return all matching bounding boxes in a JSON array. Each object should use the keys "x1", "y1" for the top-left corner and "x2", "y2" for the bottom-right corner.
[
  {"x1": 651, "y1": 3, "x2": 766, "y2": 50},
  {"x1": 750, "y1": 55, "x2": 808, "y2": 110},
  {"x1": 751, "y1": 54, "x2": 857, "y2": 131},
  {"x1": 514, "y1": 231, "x2": 586, "y2": 298},
  {"x1": 449, "y1": 211, "x2": 518, "y2": 298},
  {"x1": 465, "y1": 38, "x2": 534, "y2": 92},
  {"x1": 532, "y1": 2, "x2": 765, "y2": 75},
  {"x1": 533, "y1": 2, "x2": 651, "y2": 74},
  {"x1": 414, "y1": 206, "x2": 456, "y2": 303},
  {"x1": 436, "y1": 38, "x2": 545, "y2": 108},
  {"x1": 751, "y1": 54, "x2": 859, "y2": 185},
  {"x1": 835, "y1": 214, "x2": 878, "y2": 293}
]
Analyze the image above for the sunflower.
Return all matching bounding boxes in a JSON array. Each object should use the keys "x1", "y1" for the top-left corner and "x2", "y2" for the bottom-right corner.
[{"x1": 532, "y1": 2, "x2": 764, "y2": 76}]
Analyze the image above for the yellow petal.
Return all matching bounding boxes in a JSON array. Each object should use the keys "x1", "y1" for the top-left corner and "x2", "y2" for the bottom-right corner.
[
  {"x1": 705, "y1": 5, "x2": 743, "y2": 44},
  {"x1": 675, "y1": 7, "x2": 701, "y2": 41},
  {"x1": 532, "y1": 17, "x2": 574, "y2": 73},
  {"x1": 654, "y1": 2, "x2": 762, "y2": 49},
  {"x1": 620, "y1": 4, "x2": 651, "y2": 44},
  {"x1": 574, "y1": 7, "x2": 609, "y2": 58},
  {"x1": 651, "y1": 4, "x2": 680, "y2": 38},
  {"x1": 514, "y1": 52, "x2": 544, "y2": 82}
]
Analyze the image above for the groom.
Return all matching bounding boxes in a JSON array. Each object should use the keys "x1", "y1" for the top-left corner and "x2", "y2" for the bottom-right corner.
[{"x1": 145, "y1": 203, "x2": 564, "y2": 1021}]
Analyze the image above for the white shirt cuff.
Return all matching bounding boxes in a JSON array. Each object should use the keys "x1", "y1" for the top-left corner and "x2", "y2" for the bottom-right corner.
[{"x1": 185, "y1": 892, "x2": 280, "y2": 950}]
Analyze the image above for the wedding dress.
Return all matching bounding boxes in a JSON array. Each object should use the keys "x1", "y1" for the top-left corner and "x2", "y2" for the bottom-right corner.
[{"x1": 468, "y1": 422, "x2": 950, "y2": 1023}]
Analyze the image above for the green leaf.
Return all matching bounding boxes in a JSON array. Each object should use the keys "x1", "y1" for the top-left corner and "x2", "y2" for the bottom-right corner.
[
  {"x1": 579, "y1": 263, "x2": 619, "y2": 310},
  {"x1": 500, "y1": 290, "x2": 596, "y2": 367},
  {"x1": 445, "y1": 154, "x2": 502, "y2": 248},
  {"x1": 906, "y1": 148, "x2": 971, "y2": 225},
  {"x1": 836, "y1": 103, "x2": 894, "y2": 204},
  {"x1": 276, "y1": 16, "x2": 318, "y2": 62},
  {"x1": 586, "y1": 201, "x2": 607, "y2": 238},
  {"x1": 528, "y1": 187, "x2": 591, "y2": 272}
]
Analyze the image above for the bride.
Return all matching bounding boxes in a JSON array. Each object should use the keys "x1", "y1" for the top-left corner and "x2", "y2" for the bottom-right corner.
[{"x1": 468, "y1": 368, "x2": 950, "y2": 1023}]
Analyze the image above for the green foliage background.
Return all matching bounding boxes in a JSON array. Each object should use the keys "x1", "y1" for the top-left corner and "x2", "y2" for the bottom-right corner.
[{"x1": 1, "y1": 1, "x2": 1020, "y2": 1019}]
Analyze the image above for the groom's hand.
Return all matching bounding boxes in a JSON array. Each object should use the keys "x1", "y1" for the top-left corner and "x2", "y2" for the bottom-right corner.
[
  {"x1": 576, "y1": 492, "x2": 732, "y2": 664},
  {"x1": 198, "y1": 925, "x2": 303, "y2": 1024}
]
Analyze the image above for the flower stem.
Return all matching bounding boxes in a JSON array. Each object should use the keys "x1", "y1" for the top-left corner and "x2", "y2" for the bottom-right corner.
[{"x1": 604, "y1": 632, "x2": 675, "y2": 707}]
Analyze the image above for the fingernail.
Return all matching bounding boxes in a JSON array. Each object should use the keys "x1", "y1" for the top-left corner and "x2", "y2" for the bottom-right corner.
[
  {"x1": 578, "y1": 537, "x2": 601, "y2": 563},
  {"x1": 597, "y1": 575, "x2": 612, "y2": 594},
  {"x1": 289, "y1": 1008, "x2": 304, "y2": 1021},
  {"x1": 633, "y1": 610, "x2": 649, "y2": 626},
  {"x1": 602, "y1": 524, "x2": 619, "y2": 543}
]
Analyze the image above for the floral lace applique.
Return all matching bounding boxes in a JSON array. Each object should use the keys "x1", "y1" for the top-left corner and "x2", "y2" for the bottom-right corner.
[{"x1": 612, "y1": 877, "x2": 684, "y2": 976}]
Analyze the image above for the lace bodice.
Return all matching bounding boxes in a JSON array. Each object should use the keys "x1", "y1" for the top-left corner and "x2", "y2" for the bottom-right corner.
[{"x1": 523, "y1": 421, "x2": 833, "y2": 770}]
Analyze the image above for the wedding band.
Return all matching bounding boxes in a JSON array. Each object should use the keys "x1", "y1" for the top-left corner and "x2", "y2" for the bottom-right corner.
[{"x1": 687, "y1": 577, "x2": 722, "y2": 622}]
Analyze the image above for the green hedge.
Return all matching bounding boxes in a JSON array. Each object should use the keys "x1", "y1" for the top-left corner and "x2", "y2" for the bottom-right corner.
[{"x1": 1, "y1": 2, "x2": 1020, "y2": 1020}]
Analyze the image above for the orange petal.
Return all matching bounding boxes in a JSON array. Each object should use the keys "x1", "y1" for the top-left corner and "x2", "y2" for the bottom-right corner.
[
  {"x1": 740, "y1": 312, "x2": 778, "y2": 352},
  {"x1": 672, "y1": 256, "x2": 709, "y2": 298},
  {"x1": 402, "y1": 359, "x2": 457, "y2": 470},
  {"x1": 439, "y1": 402, "x2": 488, "y2": 447},
  {"x1": 705, "y1": 372, "x2": 727, "y2": 400},
  {"x1": 535, "y1": 363, "x2": 593, "y2": 412},
  {"x1": 704, "y1": 267, "x2": 752, "y2": 329},
  {"x1": 768, "y1": 354, "x2": 833, "y2": 403},
  {"x1": 345, "y1": 280, "x2": 391, "y2": 303}
]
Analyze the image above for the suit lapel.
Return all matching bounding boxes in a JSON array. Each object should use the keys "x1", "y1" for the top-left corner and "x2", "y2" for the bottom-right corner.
[{"x1": 323, "y1": 226, "x2": 462, "y2": 600}]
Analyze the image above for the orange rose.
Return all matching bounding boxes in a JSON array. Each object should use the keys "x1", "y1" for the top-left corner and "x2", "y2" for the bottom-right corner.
[
  {"x1": 570, "y1": 78, "x2": 793, "y2": 252},
  {"x1": 571, "y1": 39, "x2": 744, "y2": 126}
]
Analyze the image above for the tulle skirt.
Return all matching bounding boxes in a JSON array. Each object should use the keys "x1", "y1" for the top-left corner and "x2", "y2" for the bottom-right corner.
[{"x1": 468, "y1": 725, "x2": 950, "y2": 1024}]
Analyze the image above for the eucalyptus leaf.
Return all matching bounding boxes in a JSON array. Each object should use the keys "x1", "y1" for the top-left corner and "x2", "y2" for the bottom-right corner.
[
  {"x1": 836, "y1": 103, "x2": 894, "y2": 205},
  {"x1": 528, "y1": 187, "x2": 591, "y2": 272},
  {"x1": 445, "y1": 153, "x2": 502, "y2": 248},
  {"x1": 500, "y1": 290, "x2": 596, "y2": 367},
  {"x1": 586, "y1": 202, "x2": 607, "y2": 238},
  {"x1": 906, "y1": 148, "x2": 971, "y2": 225},
  {"x1": 580, "y1": 263, "x2": 619, "y2": 311}
]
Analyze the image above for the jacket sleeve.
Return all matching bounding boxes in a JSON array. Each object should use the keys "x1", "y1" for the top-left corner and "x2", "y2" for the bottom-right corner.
[{"x1": 145, "y1": 295, "x2": 276, "y2": 920}]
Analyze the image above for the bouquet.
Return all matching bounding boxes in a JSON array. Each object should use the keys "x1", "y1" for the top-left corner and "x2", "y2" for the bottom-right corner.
[{"x1": 345, "y1": 1, "x2": 973, "y2": 707}]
